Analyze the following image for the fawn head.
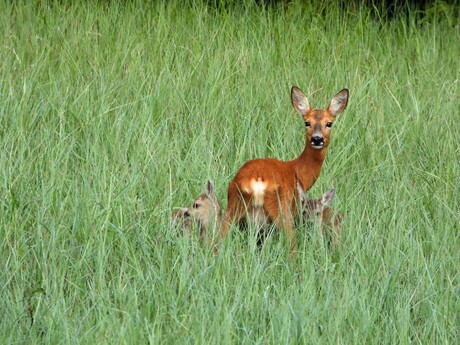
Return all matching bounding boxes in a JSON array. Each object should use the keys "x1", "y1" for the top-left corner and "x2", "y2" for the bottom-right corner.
[
  {"x1": 181, "y1": 180, "x2": 220, "y2": 233},
  {"x1": 297, "y1": 182, "x2": 335, "y2": 224},
  {"x1": 291, "y1": 86, "x2": 349, "y2": 150}
]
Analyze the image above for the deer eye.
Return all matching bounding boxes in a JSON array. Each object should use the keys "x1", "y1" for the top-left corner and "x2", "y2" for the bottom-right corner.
[
  {"x1": 326, "y1": 122, "x2": 333, "y2": 128},
  {"x1": 305, "y1": 121, "x2": 311, "y2": 127},
  {"x1": 192, "y1": 203, "x2": 200, "y2": 209}
]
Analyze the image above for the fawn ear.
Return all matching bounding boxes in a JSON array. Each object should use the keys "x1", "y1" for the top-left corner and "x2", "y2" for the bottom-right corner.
[
  {"x1": 205, "y1": 180, "x2": 217, "y2": 204},
  {"x1": 291, "y1": 86, "x2": 310, "y2": 116},
  {"x1": 321, "y1": 188, "x2": 335, "y2": 206},
  {"x1": 296, "y1": 181, "x2": 306, "y2": 203},
  {"x1": 328, "y1": 89, "x2": 349, "y2": 117}
]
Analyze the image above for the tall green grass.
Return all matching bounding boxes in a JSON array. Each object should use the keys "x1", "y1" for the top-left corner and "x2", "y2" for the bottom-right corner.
[{"x1": 1, "y1": 1, "x2": 458, "y2": 343}]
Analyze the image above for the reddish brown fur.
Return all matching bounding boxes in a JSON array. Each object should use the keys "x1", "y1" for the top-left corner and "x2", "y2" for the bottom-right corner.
[{"x1": 216, "y1": 86, "x2": 349, "y2": 257}]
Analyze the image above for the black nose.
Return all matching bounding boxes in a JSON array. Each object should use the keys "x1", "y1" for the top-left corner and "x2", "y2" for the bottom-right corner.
[
  {"x1": 184, "y1": 210, "x2": 191, "y2": 218},
  {"x1": 311, "y1": 136, "x2": 324, "y2": 145}
]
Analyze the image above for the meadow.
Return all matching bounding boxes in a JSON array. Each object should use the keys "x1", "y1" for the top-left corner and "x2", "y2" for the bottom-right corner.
[{"x1": 0, "y1": 1, "x2": 458, "y2": 343}]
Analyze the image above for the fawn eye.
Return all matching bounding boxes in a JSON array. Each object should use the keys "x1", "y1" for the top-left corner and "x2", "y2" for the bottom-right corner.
[
  {"x1": 326, "y1": 122, "x2": 333, "y2": 128},
  {"x1": 192, "y1": 203, "x2": 200, "y2": 209},
  {"x1": 305, "y1": 121, "x2": 311, "y2": 127}
]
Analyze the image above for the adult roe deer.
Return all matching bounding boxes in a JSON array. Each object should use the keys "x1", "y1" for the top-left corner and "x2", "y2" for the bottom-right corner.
[
  {"x1": 216, "y1": 86, "x2": 349, "y2": 256},
  {"x1": 297, "y1": 182, "x2": 343, "y2": 248}
]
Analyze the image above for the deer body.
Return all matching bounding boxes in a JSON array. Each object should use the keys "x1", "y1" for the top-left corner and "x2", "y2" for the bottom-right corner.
[{"x1": 217, "y1": 86, "x2": 349, "y2": 256}]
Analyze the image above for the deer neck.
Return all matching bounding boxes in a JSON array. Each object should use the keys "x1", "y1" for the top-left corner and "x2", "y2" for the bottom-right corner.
[{"x1": 293, "y1": 144, "x2": 327, "y2": 191}]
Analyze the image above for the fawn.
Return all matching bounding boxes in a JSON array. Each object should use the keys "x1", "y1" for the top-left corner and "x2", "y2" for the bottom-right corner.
[
  {"x1": 172, "y1": 181, "x2": 270, "y2": 244},
  {"x1": 216, "y1": 86, "x2": 349, "y2": 257},
  {"x1": 172, "y1": 180, "x2": 221, "y2": 242},
  {"x1": 297, "y1": 182, "x2": 343, "y2": 247}
]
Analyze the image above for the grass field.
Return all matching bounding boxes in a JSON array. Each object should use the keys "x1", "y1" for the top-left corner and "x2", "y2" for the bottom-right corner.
[{"x1": 1, "y1": 1, "x2": 458, "y2": 343}]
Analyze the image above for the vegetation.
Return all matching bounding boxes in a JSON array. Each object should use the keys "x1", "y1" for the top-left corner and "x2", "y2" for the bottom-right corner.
[{"x1": 1, "y1": 1, "x2": 458, "y2": 343}]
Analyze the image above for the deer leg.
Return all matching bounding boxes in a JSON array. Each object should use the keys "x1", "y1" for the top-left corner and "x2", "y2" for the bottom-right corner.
[
  {"x1": 266, "y1": 194, "x2": 298, "y2": 259},
  {"x1": 214, "y1": 190, "x2": 247, "y2": 253},
  {"x1": 276, "y1": 211, "x2": 298, "y2": 260}
]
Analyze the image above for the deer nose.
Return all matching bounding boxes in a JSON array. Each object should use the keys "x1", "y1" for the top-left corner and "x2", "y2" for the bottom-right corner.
[
  {"x1": 311, "y1": 136, "x2": 324, "y2": 146},
  {"x1": 184, "y1": 209, "x2": 191, "y2": 218}
]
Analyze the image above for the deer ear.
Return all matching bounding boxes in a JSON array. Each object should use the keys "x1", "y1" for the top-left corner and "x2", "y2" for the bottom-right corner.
[
  {"x1": 321, "y1": 188, "x2": 335, "y2": 206},
  {"x1": 296, "y1": 181, "x2": 306, "y2": 203},
  {"x1": 291, "y1": 86, "x2": 310, "y2": 116},
  {"x1": 328, "y1": 89, "x2": 349, "y2": 117},
  {"x1": 206, "y1": 180, "x2": 217, "y2": 203}
]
